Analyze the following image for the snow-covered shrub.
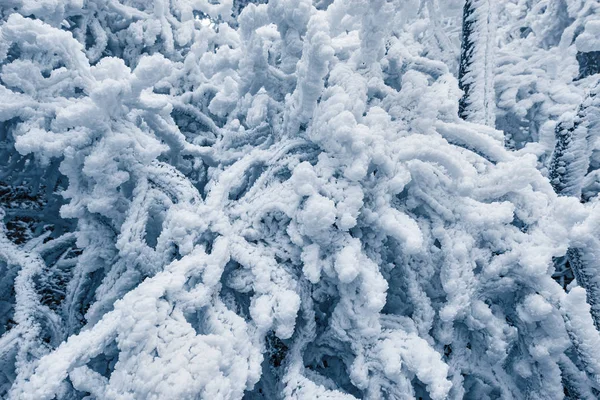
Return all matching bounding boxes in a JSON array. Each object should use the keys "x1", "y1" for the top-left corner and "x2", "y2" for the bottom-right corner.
[{"x1": 1, "y1": 0, "x2": 600, "y2": 399}]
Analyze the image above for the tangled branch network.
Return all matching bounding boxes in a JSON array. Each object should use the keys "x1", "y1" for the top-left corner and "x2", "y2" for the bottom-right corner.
[{"x1": 1, "y1": 0, "x2": 600, "y2": 399}]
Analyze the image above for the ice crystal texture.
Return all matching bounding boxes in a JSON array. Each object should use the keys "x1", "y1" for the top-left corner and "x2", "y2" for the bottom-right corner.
[{"x1": 0, "y1": 0, "x2": 600, "y2": 399}]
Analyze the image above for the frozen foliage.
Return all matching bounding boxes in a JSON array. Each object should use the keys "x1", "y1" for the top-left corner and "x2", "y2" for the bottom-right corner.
[
  {"x1": 458, "y1": 0, "x2": 497, "y2": 126},
  {"x1": 0, "y1": 0, "x2": 600, "y2": 399}
]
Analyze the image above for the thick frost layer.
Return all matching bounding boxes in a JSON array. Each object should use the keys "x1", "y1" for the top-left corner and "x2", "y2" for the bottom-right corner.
[{"x1": 0, "y1": 1, "x2": 600, "y2": 399}]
